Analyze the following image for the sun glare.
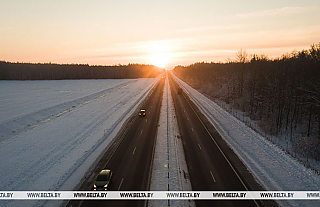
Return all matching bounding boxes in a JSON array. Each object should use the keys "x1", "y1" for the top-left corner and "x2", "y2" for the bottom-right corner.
[
  {"x1": 144, "y1": 40, "x2": 174, "y2": 69},
  {"x1": 149, "y1": 53, "x2": 171, "y2": 68}
]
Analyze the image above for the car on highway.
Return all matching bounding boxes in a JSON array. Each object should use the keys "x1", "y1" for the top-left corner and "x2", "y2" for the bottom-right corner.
[
  {"x1": 93, "y1": 169, "x2": 113, "y2": 191},
  {"x1": 139, "y1": 109, "x2": 146, "y2": 117}
]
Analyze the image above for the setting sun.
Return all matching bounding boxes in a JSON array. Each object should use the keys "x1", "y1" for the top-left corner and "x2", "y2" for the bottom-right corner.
[
  {"x1": 148, "y1": 53, "x2": 171, "y2": 68},
  {"x1": 143, "y1": 40, "x2": 174, "y2": 69}
]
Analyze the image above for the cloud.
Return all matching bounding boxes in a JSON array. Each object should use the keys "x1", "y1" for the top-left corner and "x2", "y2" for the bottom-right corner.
[
  {"x1": 168, "y1": 24, "x2": 245, "y2": 35},
  {"x1": 236, "y1": 6, "x2": 315, "y2": 18}
]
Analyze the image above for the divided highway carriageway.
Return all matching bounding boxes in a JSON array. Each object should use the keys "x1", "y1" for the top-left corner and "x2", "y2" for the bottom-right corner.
[{"x1": 68, "y1": 74, "x2": 277, "y2": 207}]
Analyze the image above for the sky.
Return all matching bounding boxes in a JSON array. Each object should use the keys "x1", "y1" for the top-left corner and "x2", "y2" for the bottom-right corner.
[{"x1": 1, "y1": 0, "x2": 320, "y2": 69}]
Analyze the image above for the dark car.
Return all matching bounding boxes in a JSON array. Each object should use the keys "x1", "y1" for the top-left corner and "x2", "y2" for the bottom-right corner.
[
  {"x1": 139, "y1": 109, "x2": 146, "y2": 117},
  {"x1": 93, "y1": 169, "x2": 113, "y2": 190}
]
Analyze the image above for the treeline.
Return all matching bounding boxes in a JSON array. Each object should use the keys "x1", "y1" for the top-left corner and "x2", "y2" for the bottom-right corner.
[
  {"x1": 0, "y1": 61, "x2": 163, "y2": 80},
  {"x1": 173, "y1": 43, "x2": 320, "y2": 162}
]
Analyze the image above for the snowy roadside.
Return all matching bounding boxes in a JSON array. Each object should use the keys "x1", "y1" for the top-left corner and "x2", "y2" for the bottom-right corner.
[
  {"x1": 0, "y1": 78, "x2": 159, "y2": 207},
  {"x1": 149, "y1": 76, "x2": 195, "y2": 207},
  {"x1": 172, "y1": 73, "x2": 320, "y2": 207}
]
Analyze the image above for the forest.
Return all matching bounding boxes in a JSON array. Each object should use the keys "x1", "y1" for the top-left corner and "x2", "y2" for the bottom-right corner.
[
  {"x1": 173, "y1": 43, "x2": 320, "y2": 166},
  {"x1": 0, "y1": 61, "x2": 163, "y2": 80}
]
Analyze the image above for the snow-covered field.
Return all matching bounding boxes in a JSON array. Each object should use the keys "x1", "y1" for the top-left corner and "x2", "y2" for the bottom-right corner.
[
  {"x1": 172, "y1": 74, "x2": 320, "y2": 207},
  {"x1": 0, "y1": 78, "x2": 158, "y2": 207},
  {"x1": 149, "y1": 76, "x2": 194, "y2": 207}
]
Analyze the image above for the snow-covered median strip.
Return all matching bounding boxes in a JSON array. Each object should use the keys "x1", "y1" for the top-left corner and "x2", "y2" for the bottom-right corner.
[
  {"x1": 149, "y1": 76, "x2": 195, "y2": 207},
  {"x1": 172, "y1": 74, "x2": 320, "y2": 207}
]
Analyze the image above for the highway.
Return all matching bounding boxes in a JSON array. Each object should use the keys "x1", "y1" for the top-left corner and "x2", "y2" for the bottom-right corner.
[
  {"x1": 67, "y1": 77, "x2": 165, "y2": 207},
  {"x1": 68, "y1": 74, "x2": 276, "y2": 207}
]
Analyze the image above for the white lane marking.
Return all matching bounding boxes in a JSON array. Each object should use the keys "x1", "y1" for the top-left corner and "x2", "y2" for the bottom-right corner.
[
  {"x1": 140, "y1": 130, "x2": 143, "y2": 134},
  {"x1": 210, "y1": 171, "x2": 216, "y2": 182},
  {"x1": 198, "y1": 143, "x2": 202, "y2": 150},
  {"x1": 132, "y1": 147, "x2": 137, "y2": 155},
  {"x1": 118, "y1": 178, "x2": 124, "y2": 190}
]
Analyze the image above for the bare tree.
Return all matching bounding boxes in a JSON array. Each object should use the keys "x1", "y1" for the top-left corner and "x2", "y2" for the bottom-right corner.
[{"x1": 236, "y1": 48, "x2": 248, "y2": 63}]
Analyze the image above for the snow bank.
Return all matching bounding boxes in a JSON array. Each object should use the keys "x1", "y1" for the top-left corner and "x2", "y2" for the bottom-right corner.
[
  {"x1": 0, "y1": 78, "x2": 158, "y2": 207},
  {"x1": 172, "y1": 74, "x2": 320, "y2": 207}
]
